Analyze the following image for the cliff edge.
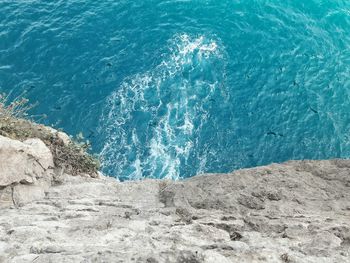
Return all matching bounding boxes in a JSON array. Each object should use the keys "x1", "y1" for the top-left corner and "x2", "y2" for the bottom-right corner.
[{"x1": 0, "y1": 134, "x2": 350, "y2": 263}]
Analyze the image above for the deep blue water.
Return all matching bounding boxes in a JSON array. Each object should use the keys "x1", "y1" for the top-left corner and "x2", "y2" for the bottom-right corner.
[{"x1": 1, "y1": 1, "x2": 350, "y2": 180}]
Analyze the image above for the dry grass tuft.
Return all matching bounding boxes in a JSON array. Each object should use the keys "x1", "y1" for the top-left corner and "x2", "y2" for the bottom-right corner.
[{"x1": 0, "y1": 93, "x2": 37, "y2": 118}]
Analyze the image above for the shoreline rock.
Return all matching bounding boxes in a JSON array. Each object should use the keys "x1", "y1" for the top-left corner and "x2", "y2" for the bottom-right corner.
[{"x1": 0, "y1": 132, "x2": 349, "y2": 262}]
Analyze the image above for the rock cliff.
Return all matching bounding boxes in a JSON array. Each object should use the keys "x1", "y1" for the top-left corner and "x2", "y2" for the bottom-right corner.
[{"x1": 0, "y1": 135, "x2": 350, "y2": 263}]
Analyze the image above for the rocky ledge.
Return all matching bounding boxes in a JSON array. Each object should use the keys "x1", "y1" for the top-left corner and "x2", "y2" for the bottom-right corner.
[{"x1": 0, "y1": 135, "x2": 350, "y2": 263}]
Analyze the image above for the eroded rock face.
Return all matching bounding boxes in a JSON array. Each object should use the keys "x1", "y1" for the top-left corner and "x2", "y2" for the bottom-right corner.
[
  {"x1": 0, "y1": 136, "x2": 53, "y2": 186},
  {"x1": 0, "y1": 157, "x2": 349, "y2": 262},
  {"x1": 0, "y1": 135, "x2": 53, "y2": 207}
]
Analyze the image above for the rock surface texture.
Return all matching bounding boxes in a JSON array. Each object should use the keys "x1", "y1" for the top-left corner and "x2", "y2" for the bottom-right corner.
[
  {"x1": 0, "y1": 135, "x2": 54, "y2": 207},
  {"x1": 0, "y1": 136, "x2": 350, "y2": 262}
]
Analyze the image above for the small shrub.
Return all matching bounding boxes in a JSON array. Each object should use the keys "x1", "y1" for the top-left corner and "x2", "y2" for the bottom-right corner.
[{"x1": 51, "y1": 136, "x2": 100, "y2": 176}]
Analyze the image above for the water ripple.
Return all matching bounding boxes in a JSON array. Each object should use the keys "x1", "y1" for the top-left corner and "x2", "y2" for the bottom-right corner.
[{"x1": 0, "y1": 0, "x2": 349, "y2": 179}]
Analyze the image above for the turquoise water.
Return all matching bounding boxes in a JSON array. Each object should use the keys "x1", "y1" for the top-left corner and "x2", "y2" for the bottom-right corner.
[{"x1": 1, "y1": 1, "x2": 350, "y2": 180}]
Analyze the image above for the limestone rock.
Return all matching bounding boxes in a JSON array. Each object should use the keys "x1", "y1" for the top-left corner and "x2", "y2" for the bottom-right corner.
[
  {"x1": 44, "y1": 126, "x2": 71, "y2": 146},
  {"x1": 56, "y1": 131, "x2": 71, "y2": 146},
  {"x1": 0, "y1": 187, "x2": 13, "y2": 207},
  {"x1": 12, "y1": 184, "x2": 46, "y2": 207},
  {"x1": 0, "y1": 136, "x2": 53, "y2": 187},
  {"x1": 0, "y1": 153, "x2": 349, "y2": 262},
  {"x1": 23, "y1": 138, "x2": 53, "y2": 170}
]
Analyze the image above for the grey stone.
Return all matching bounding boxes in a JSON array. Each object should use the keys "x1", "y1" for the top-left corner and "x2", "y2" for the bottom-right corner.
[
  {"x1": 0, "y1": 140, "x2": 349, "y2": 263},
  {"x1": 0, "y1": 136, "x2": 53, "y2": 187}
]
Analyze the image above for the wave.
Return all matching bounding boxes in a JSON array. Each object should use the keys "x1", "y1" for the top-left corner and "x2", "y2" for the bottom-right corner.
[{"x1": 99, "y1": 34, "x2": 228, "y2": 180}]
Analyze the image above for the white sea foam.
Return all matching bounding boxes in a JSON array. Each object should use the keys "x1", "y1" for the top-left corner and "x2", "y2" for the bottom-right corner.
[{"x1": 100, "y1": 34, "x2": 226, "y2": 180}]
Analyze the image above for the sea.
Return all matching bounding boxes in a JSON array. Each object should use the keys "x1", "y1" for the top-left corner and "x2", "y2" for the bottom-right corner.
[{"x1": 1, "y1": 0, "x2": 349, "y2": 180}]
